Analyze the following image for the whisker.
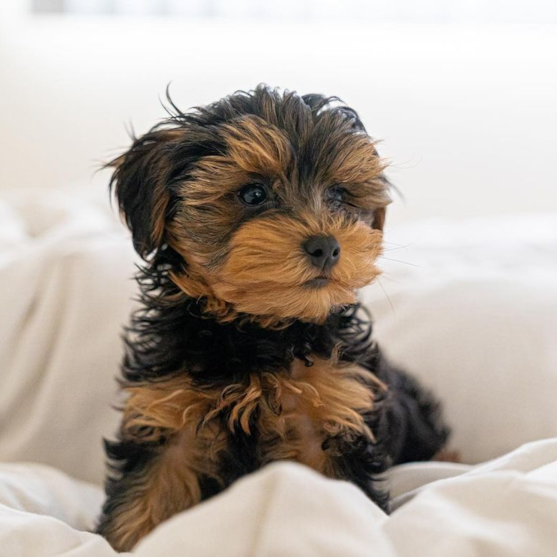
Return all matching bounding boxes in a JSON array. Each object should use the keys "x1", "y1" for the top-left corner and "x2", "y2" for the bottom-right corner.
[
  {"x1": 377, "y1": 273, "x2": 403, "y2": 285},
  {"x1": 376, "y1": 277, "x2": 396, "y2": 316},
  {"x1": 380, "y1": 256, "x2": 421, "y2": 268},
  {"x1": 383, "y1": 245, "x2": 412, "y2": 253},
  {"x1": 382, "y1": 240, "x2": 417, "y2": 252},
  {"x1": 382, "y1": 240, "x2": 417, "y2": 248}
]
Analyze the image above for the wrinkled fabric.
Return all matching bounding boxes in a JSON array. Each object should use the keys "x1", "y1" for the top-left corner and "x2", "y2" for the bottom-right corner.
[
  {"x1": 0, "y1": 190, "x2": 138, "y2": 485},
  {"x1": 2, "y1": 440, "x2": 557, "y2": 556}
]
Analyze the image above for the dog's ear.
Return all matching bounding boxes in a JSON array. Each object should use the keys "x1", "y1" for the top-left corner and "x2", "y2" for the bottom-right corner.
[
  {"x1": 372, "y1": 173, "x2": 394, "y2": 231},
  {"x1": 108, "y1": 128, "x2": 181, "y2": 258},
  {"x1": 372, "y1": 207, "x2": 386, "y2": 231}
]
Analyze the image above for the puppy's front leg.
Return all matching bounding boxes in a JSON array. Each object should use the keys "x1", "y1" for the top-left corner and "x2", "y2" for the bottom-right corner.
[{"x1": 97, "y1": 382, "x2": 227, "y2": 551}]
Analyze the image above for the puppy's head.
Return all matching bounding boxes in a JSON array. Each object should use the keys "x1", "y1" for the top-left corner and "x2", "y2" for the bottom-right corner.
[{"x1": 110, "y1": 86, "x2": 391, "y2": 325}]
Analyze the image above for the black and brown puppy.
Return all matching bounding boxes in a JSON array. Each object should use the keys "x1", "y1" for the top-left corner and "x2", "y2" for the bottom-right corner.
[{"x1": 98, "y1": 85, "x2": 449, "y2": 551}]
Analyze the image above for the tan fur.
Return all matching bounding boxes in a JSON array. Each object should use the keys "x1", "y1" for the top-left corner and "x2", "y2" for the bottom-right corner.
[
  {"x1": 221, "y1": 117, "x2": 293, "y2": 176},
  {"x1": 168, "y1": 209, "x2": 384, "y2": 322},
  {"x1": 167, "y1": 212, "x2": 383, "y2": 324},
  {"x1": 330, "y1": 138, "x2": 387, "y2": 192},
  {"x1": 104, "y1": 422, "x2": 227, "y2": 552},
  {"x1": 210, "y1": 212, "x2": 383, "y2": 322},
  {"x1": 105, "y1": 357, "x2": 383, "y2": 550},
  {"x1": 256, "y1": 358, "x2": 382, "y2": 475},
  {"x1": 104, "y1": 382, "x2": 227, "y2": 552},
  {"x1": 122, "y1": 358, "x2": 381, "y2": 441}
]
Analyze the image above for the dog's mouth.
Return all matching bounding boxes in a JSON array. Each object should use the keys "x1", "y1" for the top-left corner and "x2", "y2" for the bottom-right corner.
[{"x1": 304, "y1": 276, "x2": 333, "y2": 289}]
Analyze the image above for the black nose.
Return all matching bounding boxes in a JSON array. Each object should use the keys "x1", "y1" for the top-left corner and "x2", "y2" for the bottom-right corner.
[{"x1": 302, "y1": 235, "x2": 341, "y2": 271}]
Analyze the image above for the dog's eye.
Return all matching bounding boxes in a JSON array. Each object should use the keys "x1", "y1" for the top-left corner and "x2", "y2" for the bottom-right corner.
[
  {"x1": 326, "y1": 185, "x2": 346, "y2": 206},
  {"x1": 238, "y1": 184, "x2": 268, "y2": 206}
]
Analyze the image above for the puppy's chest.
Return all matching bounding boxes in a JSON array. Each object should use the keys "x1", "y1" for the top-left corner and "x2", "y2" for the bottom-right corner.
[
  {"x1": 124, "y1": 357, "x2": 378, "y2": 472},
  {"x1": 262, "y1": 359, "x2": 376, "y2": 471}
]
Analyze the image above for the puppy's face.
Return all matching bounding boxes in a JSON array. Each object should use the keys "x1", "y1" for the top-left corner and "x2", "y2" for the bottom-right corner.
[{"x1": 111, "y1": 87, "x2": 390, "y2": 325}]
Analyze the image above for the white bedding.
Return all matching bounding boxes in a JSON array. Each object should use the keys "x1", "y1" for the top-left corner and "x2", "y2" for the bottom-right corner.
[
  {"x1": 1, "y1": 190, "x2": 557, "y2": 555},
  {"x1": 1, "y1": 439, "x2": 557, "y2": 556},
  {"x1": 0, "y1": 190, "x2": 137, "y2": 485}
]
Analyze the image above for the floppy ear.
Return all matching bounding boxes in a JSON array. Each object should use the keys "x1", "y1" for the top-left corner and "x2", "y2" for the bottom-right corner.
[
  {"x1": 108, "y1": 128, "x2": 181, "y2": 258},
  {"x1": 372, "y1": 172, "x2": 395, "y2": 232},
  {"x1": 372, "y1": 207, "x2": 386, "y2": 231}
]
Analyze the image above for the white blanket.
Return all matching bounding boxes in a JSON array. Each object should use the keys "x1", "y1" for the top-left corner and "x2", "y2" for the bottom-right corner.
[{"x1": 1, "y1": 439, "x2": 557, "y2": 556}]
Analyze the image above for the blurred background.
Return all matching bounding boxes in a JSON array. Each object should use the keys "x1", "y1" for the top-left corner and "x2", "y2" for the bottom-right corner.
[{"x1": 0, "y1": 0, "x2": 556, "y2": 224}]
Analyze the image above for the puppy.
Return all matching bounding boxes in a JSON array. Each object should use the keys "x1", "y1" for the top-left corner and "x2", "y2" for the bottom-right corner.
[{"x1": 97, "y1": 85, "x2": 449, "y2": 551}]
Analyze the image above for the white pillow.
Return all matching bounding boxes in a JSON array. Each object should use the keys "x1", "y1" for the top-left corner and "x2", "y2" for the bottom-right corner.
[
  {"x1": 0, "y1": 189, "x2": 137, "y2": 485},
  {"x1": 363, "y1": 214, "x2": 557, "y2": 463}
]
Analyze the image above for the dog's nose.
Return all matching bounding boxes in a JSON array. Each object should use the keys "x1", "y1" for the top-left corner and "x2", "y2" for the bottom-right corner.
[{"x1": 302, "y1": 235, "x2": 341, "y2": 271}]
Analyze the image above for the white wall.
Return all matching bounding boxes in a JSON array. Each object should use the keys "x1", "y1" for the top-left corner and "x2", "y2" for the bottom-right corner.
[{"x1": 1, "y1": 2, "x2": 556, "y2": 224}]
